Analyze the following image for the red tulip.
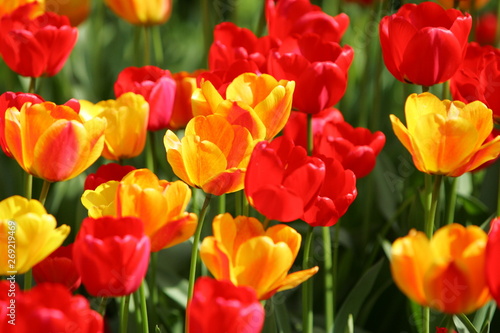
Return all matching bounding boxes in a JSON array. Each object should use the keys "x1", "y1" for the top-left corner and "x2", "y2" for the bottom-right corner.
[
  {"x1": 266, "y1": 0, "x2": 349, "y2": 43},
  {"x1": 32, "y1": 244, "x2": 81, "y2": 292},
  {"x1": 0, "y1": 3, "x2": 78, "y2": 77},
  {"x1": 114, "y1": 65, "x2": 177, "y2": 131},
  {"x1": 284, "y1": 108, "x2": 385, "y2": 178},
  {"x1": 379, "y1": 1, "x2": 471, "y2": 86},
  {"x1": 244, "y1": 136, "x2": 325, "y2": 222},
  {"x1": 187, "y1": 277, "x2": 264, "y2": 333},
  {"x1": 486, "y1": 217, "x2": 500, "y2": 306},
  {"x1": 303, "y1": 155, "x2": 357, "y2": 227},
  {"x1": 475, "y1": 13, "x2": 497, "y2": 46},
  {"x1": 0, "y1": 91, "x2": 43, "y2": 157},
  {"x1": 0, "y1": 281, "x2": 103, "y2": 332},
  {"x1": 84, "y1": 163, "x2": 136, "y2": 191},
  {"x1": 450, "y1": 42, "x2": 500, "y2": 121},
  {"x1": 73, "y1": 216, "x2": 150, "y2": 297},
  {"x1": 209, "y1": 22, "x2": 278, "y2": 74},
  {"x1": 268, "y1": 33, "x2": 353, "y2": 114}
]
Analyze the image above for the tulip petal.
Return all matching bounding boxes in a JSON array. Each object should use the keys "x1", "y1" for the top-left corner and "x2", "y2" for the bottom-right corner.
[
  {"x1": 149, "y1": 213, "x2": 197, "y2": 252},
  {"x1": 200, "y1": 237, "x2": 234, "y2": 281}
]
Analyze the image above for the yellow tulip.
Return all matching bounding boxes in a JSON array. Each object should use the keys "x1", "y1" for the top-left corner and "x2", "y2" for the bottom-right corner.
[
  {"x1": 164, "y1": 114, "x2": 257, "y2": 195},
  {"x1": 81, "y1": 169, "x2": 197, "y2": 252},
  {"x1": 0, "y1": 195, "x2": 70, "y2": 275},
  {"x1": 80, "y1": 92, "x2": 149, "y2": 161},
  {"x1": 4, "y1": 102, "x2": 106, "y2": 182},
  {"x1": 391, "y1": 224, "x2": 490, "y2": 314},
  {"x1": 390, "y1": 92, "x2": 500, "y2": 176},
  {"x1": 104, "y1": 0, "x2": 172, "y2": 26},
  {"x1": 200, "y1": 213, "x2": 318, "y2": 300},
  {"x1": 192, "y1": 73, "x2": 295, "y2": 141},
  {"x1": 0, "y1": 0, "x2": 44, "y2": 17}
]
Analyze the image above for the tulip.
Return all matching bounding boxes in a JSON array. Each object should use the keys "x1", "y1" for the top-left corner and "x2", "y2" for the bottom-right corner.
[
  {"x1": 379, "y1": 2, "x2": 471, "y2": 87},
  {"x1": 0, "y1": 195, "x2": 70, "y2": 275},
  {"x1": 164, "y1": 114, "x2": 257, "y2": 195},
  {"x1": 32, "y1": 243, "x2": 81, "y2": 292},
  {"x1": 390, "y1": 93, "x2": 500, "y2": 177},
  {"x1": 84, "y1": 163, "x2": 136, "y2": 191},
  {"x1": 169, "y1": 70, "x2": 202, "y2": 130},
  {"x1": 265, "y1": 0, "x2": 349, "y2": 43},
  {"x1": 4, "y1": 101, "x2": 106, "y2": 182},
  {"x1": 437, "y1": 0, "x2": 489, "y2": 10},
  {"x1": 114, "y1": 66, "x2": 176, "y2": 131},
  {"x1": 450, "y1": 43, "x2": 500, "y2": 120},
  {"x1": 0, "y1": 3, "x2": 78, "y2": 77},
  {"x1": 187, "y1": 277, "x2": 265, "y2": 333},
  {"x1": 79, "y1": 92, "x2": 149, "y2": 161},
  {"x1": 192, "y1": 72, "x2": 295, "y2": 141},
  {"x1": 81, "y1": 169, "x2": 198, "y2": 251},
  {"x1": 486, "y1": 217, "x2": 500, "y2": 306},
  {"x1": 391, "y1": 224, "x2": 490, "y2": 314},
  {"x1": 200, "y1": 213, "x2": 319, "y2": 300},
  {"x1": 45, "y1": 0, "x2": 91, "y2": 26},
  {"x1": 73, "y1": 216, "x2": 150, "y2": 297},
  {"x1": 0, "y1": 91, "x2": 43, "y2": 157},
  {"x1": 104, "y1": 0, "x2": 172, "y2": 26},
  {"x1": 244, "y1": 136, "x2": 326, "y2": 222},
  {"x1": 0, "y1": 282, "x2": 103, "y2": 333},
  {"x1": 0, "y1": 0, "x2": 44, "y2": 17},
  {"x1": 475, "y1": 13, "x2": 497, "y2": 46},
  {"x1": 268, "y1": 33, "x2": 353, "y2": 114},
  {"x1": 209, "y1": 22, "x2": 279, "y2": 74},
  {"x1": 284, "y1": 108, "x2": 386, "y2": 178}
]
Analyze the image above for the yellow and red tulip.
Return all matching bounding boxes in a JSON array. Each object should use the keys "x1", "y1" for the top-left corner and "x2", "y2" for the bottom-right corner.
[{"x1": 104, "y1": 0, "x2": 172, "y2": 26}]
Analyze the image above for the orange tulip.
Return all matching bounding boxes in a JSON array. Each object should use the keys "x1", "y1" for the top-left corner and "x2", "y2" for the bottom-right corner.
[
  {"x1": 391, "y1": 224, "x2": 490, "y2": 314},
  {"x1": 0, "y1": 0, "x2": 44, "y2": 17},
  {"x1": 81, "y1": 168, "x2": 197, "y2": 252},
  {"x1": 169, "y1": 70, "x2": 204, "y2": 130},
  {"x1": 390, "y1": 92, "x2": 500, "y2": 176},
  {"x1": 437, "y1": 0, "x2": 489, "y2": 10},
  {"x1": 4, "y1": 102, "x2": 106, "y2": 182},
  {"x1": 45, "y1": 0, "x2": 90, "y2": 26},
  {"x1": 80, "y1": 92, "x2": 149, "y2": 161},
  {"x1": 104, "y1": 0, "x2": 172, "y2": 26},
  {"x1": 192, "y1": 72, "x2": 295, "y2": 141},
  {"x1": 164, "y1": 114, "x2": 257, "y2": 196},
  {"x1": 200, "y1": 213, "x2": 318, "y2": 300}
]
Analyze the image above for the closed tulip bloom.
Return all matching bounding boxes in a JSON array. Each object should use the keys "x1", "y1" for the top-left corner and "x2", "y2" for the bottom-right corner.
[
  {"x1": 244, "y1": 136, "x2": 326, "y2": 222},
  {"x1": 81, "y1": 169, "x2": 198, "y2": 251},
  {"x1": 187, "y1": 277, "x2": 264, "y2": 333},
  {"x1": 266, "y1": 0, "x2": 349, "y2": 43},
  {"x1": 164, "y1": 115, "x2": 257, "y2": 195},
  {"x1": 46, "y1": 0, "x2": 91, "y2": 26},
  {"x1": 200, "y1": 213, "x2": 319, "y2": 300},
  {"x1": 105, "y1": 0, "x2": 172, "y2": 26},
  {"x1": 192, "y1": 72, "x2": 294, "y2": 141},
  {"x1": 268, "y1": 33, "x2": 353, "y2": 114},
  {"x1": 80, "y1": 92, "x2": 149, "y2": 161},
  {"x1": 84, "y1": 163, "x2": 136, "y2": 191},
  {"x1": 0, "y1": 91, "x2": 43, "y2": 157},
  {"x1": 73, "y1": 216, "x2": 150, "y2": 297},
  {"x1": 4, "y1": 101, "x2": 106, "y2": 182},
  {"x1": 0, "y1": 195, "x2": 70, "y2": 275},
  {"x1": 486, "y1": 217, "x2": 500, "y2": 305},
  {"x1": 0, "y1": 3, "x2": 78, "y2": 77},
  {"x1": 379, "y1": 2, "x2": 471, "y2": 87},
  {"x1": 391, "y1": 224, "x2": 490, "y2": 314},
  {"x1": 0, "y1": 282, "x2": 103, "y2": 333},
  {"x1": 390, "y1": 93, "x2": 500, "y2": 177},
  {"x1": 450, "y1": 43, "x2": 500, "y2": 120},
  {"x1": 32, "y1": 243, "x2": 81, "y2": 292},
  {"x1": 114, "y1": 66, "x2": 176, "y2": 131}
]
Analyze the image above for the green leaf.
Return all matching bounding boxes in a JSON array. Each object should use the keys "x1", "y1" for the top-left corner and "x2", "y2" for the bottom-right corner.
[{"x1": 333, "y1": 259, "x2": 384, "y2": 333}]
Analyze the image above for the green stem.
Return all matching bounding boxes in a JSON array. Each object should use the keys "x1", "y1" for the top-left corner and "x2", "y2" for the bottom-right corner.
[
  {"x1": 235, "y1": 190, "x2": 242, "y2": 216},
  {"x1": 152, "y1": 25, "x2": 164, "y2": 66},
  {"x1": 455, "y1": 313, "x2": 479, "y2": 333},
  {"x1": 332, "y1": 223, "x2": 340, "y2": 320},
  {"x1": 302, "y1": 225, "x2": 314, "y2": 333},
  {"x1": 24, "y1": 173, "x2": 32, "y2": 200},
  {"x1": 23, "y1": 269, "x2": 32, "y2": 290},
  {"x1": 98, "y1": 297, "x2": 108, "y2": 317},
  {"x1": 138, "y1": 281, "x2": 149, "y2": 333},
  {"x1": 424, "y1": 175, "x2": 443, "y2": 239},
  {"x1": 187, "y1": 193, "x2": 212, "y2": 300},
  {"x1": 496, "y1": 0, "x2": 500, "y2": 48},
  {"x1": 120, "y1": 294, "x2": 131, "y2": 333},
  {"x1": 322, "y1": 227, "x2": 333, "y2": 332},
  {"x1": 201, "y1": 0, "x2": 212, "y2": 67},
  {"x1": 241, "y1": 190, "x2": 249, "y2": 217},
  {"x1": 444, "y1": 177, "x2": 458, "y2": 225},
  {"x1": 146, "y1": 132, "x2": 156, "y2": 173},
  {"x1": 149, "y1": 251, "x2": 159, "y2": 313},
  {"x1": 255, "y1": 0, "x2": 267, "y2": 37},
  {"x1": 143, "y1": 26, "x2": 151, "y2": 66},
  {"x1": 218, "y1": 193, "x2": 226, "y2": 214},
  {"x1": 28, "y1": 77, "x2": 36, "y2": 94},
  {"x1": 423, "y1": 306, "x2": 430, "y2": 333},
  {"x1": 38, "y1": 180, "x2": 52, "y2": 206}
]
